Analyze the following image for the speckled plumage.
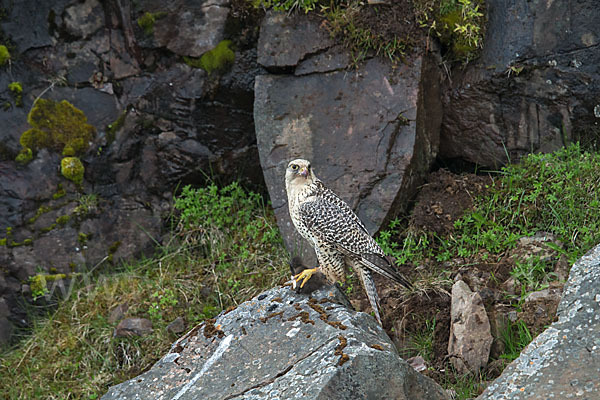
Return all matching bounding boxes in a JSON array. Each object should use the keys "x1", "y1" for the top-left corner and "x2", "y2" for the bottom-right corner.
[{"x1": 285, "y1": 159, "x2": 412, "y2": 325}]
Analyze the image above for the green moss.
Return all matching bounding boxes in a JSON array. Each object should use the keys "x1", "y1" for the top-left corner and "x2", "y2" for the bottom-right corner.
[
  {"x1": 137, "y1": 11, "x2": 166, "y2": 35},
  {"x1": 40, "y1": 223, "x2": 57, "y2": 233},
  {"x1": 184, "y1": 40, "x2": 235, "y2": 74},
  {"x1": 107, "y1": 241, "x2": 121, "y2": 262},
  {"x1": 20, "y1": 99, "x2": 95, "y2": 156},
  {"x1": 8, "y1": 81, "x2": 23, "y2": 107},
  {"x1": 56, "y1": 215, "x2": 70, "y2": 225},
  {"x1": 0, "y1": 45, "x2": 9, "y2": 66},
  {"x1": 53, "y1": 184, "x2": 66, "y2": 200},
  {"x1": 30, "y1": 273, "x2": 67, "y2": 299},
  {"x1": 61, "y1": 157, "x2": 84, "y2": 185},
  {"x1": 30, "y1": 274, "x2": 48, "y2": 298},
  {"x1": 106, "y1": 110, "x2": 126, "y2": 144},
  {"x1": 28, "y1": 205, "x2": 52, "y2": 224},
  {"x1": 78, "y1": 232, "x2": 89, "y2": 244},
  {"x1": 15, "y1": 147, "x2": 33, "y2": 164},
  {"x1": 0, "y1": 238, "x2": 6, "y2": 246}
]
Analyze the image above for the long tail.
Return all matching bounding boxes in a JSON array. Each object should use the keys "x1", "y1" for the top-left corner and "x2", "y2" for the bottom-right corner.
[
  {"x1": 360, "y1": 253, "x2": 413, "y2": 290},
  {"x1": 359, "y1": 267, "x2": 382, "y2": 325}
]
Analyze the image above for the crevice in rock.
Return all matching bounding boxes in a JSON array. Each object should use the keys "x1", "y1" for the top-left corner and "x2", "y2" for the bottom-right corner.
[{"x1": 221, "y1": 338, "x2": 335, "y2": 399}]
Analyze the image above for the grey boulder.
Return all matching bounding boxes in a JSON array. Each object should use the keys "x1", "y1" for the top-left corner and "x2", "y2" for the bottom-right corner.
[{"x1": 102, "y1": 284, "x2": 448, "y2": 400}]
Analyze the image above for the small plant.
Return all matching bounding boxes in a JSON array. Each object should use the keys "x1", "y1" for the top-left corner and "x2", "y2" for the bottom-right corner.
[
  {"x1": 148, "y1": 288, "x2": 178, "y2": 321},
  {"x1": 409, "y1": 317, "x2": 436, "y2": 361},
  {"x1": 75, "y1": 193, "x2": 99, "y2": 215},
  {"x1": 510, "y1": 256, "x2": 554, "y2": 295},
  {"x1": 500, "y1": 319, "x2": 532, "y2": 361}
]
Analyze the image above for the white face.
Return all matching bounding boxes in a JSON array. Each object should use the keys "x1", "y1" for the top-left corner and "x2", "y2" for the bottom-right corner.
[{"x1": 286, "y1": 159, "x2": 312, "y2": 184}]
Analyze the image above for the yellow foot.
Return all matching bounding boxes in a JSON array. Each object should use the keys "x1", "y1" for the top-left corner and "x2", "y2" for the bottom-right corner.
[{"x1": 294, "y1": 268, "x2": 318, "y2": 288}]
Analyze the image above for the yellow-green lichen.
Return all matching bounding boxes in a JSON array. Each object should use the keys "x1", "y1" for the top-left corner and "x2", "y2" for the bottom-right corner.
[
  {"x1": 137, "y1": 11, "x2": 166, "y2": 35},
  {"x1": 56, "y1": 215, "x2": 70, "y2": 225},
  {"x1": 0, "y1": 45, "x2": 9, "y2": 66},
  {"x1": 78, "y1": 232, "x2": 89, "y2": 244},
  {"x1": 15, "y1": 147, "x2": 33, "y2": 164},
  {"x1": 28, "y1": 205, "x2": 52, "y2": 224},
  {"x1": 8, "y1": 81, "x2": 23, "y2": 107},
  {"x1": 0, "y1": 238, "x2": 6, "y2": 246},
  {"x1": 184, "y1": 40, "x2": 235, "y2": 75},
  {"x1": 106, "y1": 110, "x2": 126, "y2": 144},
  {"x1": 17, "y1": 99, "x2": 96, "y2": 164},
  {"x1": 40, "y1": 223, "x2": 57, "y2": 233},
  {"x1": 53, "y1": 184, "x2": 66, "y2": 200},
  {"x1": 61, "y1": 156, "x2": 85, "y2": 185},
  {"x1": 107, "y1": 241, "x2": 121, "y2": 262}
]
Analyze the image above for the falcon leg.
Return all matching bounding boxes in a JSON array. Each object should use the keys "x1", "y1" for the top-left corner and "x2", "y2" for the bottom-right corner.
[{"x1": 294, "y1": 268, "x2": 318, "y2": 288}]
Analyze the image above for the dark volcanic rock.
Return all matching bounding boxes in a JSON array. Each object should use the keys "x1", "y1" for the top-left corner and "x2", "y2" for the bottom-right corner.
[
  {"x1": 0, "y1": 0, "x2": 264, "y2": 344},
  {"x1": 441, "y1": 0, "x2": 600, "y2": 167},
  {"x1": 479, "y1": 243, "x2": 600, "y2": 399},
  {"x1": 257, "y1": 11, "x2": 334, "y2": 69},
  {"x1": 255, "y1": 12, "x2": 442, "y2": 264},
  {"x1": 143, "y1": 0, "x2": 230, "y2": 57},
  {"x1": 102, "y1": 284, "x2": 449, "y2": 400}
]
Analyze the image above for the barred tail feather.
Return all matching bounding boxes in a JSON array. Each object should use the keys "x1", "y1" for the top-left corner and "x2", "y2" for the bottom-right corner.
[
  {"x1": 359, "y1": 268, "x2": 382, "y2": 325},
  {"x1": 361, "y1": 253, "x2": 413, "y2": 290}
]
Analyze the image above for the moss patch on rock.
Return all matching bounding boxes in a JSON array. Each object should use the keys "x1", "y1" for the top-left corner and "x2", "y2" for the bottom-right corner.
[
  {"x1": 8, "y1": 81, "x2": 23, "y2": 107},
  {"x1": 184, "y1": 40, "x2": 235, "y2": 74},
  {"x1": 0, "y1": 45, "x2": 9, "y2": 66},
  {"x1": 20, "y1": 99, "x2": 96, "y2": 156},
  {"x1": 61, "y1": 157, "x2": 85, "y2": 185},
  {"x1": 137, "y1": 11, "x2": 166, "y2": 35},
  {"x1": 30, "y1": 273, "x2": 67, "y2": 299}
]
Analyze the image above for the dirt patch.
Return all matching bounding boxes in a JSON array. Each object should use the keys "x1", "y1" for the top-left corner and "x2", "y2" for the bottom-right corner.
[
  {"x1": 352, "y1": 0, "x2": 426, "y2": 51},
  {"x1": 410, "y1": 169, "x2": 491, "y2": 235}
]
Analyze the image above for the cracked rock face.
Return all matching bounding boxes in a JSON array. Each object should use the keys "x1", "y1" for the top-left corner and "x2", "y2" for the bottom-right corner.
[
  {"x1": 254, "y1": 11, "x2": 442, "y2": 265},
  {"x1": 479, "y1": 243, "x2": 600, "y2": 399},
  {"x1": 102, "y1": 284, "x2": 449, "y2": 400},
  {"x1": 440, "y1": 0, "x2": 600, "y2": 167}
]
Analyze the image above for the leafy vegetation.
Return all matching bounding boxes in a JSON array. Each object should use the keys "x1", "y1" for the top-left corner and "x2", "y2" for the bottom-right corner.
[
  {"x1": 376, "y1": 143, "x2": 600, "y2": 398},
  {"x1": 379, "y1": 143, "x2": 600, "y2": 272},
  {"x1": 0, "y1": 182, "x2": 288, "y2": 399},
  {"x1": 415, "y1": 0, "x2": 485, "y2": 62}
]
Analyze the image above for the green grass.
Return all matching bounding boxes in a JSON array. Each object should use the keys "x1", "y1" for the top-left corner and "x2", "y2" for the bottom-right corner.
[
  {"x1": 500, "y1": 319, "x2": 532, "y2": 362},
  {"x1": 379, "y1": 143, "x2": 600, "y2": 271},
  {"x1": 0, "y1": 182, "x2": 288, "y2": 399}
]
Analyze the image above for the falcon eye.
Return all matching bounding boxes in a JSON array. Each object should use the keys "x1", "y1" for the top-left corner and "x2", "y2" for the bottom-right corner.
[{"x1": 291, "y1": 164, "x2": 299, "y2": 171}]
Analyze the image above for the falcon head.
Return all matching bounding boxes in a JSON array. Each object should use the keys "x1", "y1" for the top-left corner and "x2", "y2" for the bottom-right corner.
[{"x1": 285, "y1": 159, "x2": 315, "y2": 190}]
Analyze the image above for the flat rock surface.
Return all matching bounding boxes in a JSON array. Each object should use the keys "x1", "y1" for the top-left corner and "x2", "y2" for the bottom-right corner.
[
  {"x1": 479, "y1": 243, "x2": 600, "y2": 399},
  {"x1": 102, "y1": 284, "x2": 448, "y2": 400}
]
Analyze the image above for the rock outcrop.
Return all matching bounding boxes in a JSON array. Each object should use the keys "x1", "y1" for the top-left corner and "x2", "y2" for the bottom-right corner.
[
  {"x1": 254, "y1": 11, "x2": 442, "y2": 264},
  {"x1": 0, "y1": 0, "x2": 265, "y2": 344},
  {"x1": 102, "y1": 284, "x2": 449, "y2": 400},
  {"x1": 479, "y1": 243, "x2": 600, "y2": 399},
  {"x1": 440, "y1": 0, "x2": 600, "y2": 167}
]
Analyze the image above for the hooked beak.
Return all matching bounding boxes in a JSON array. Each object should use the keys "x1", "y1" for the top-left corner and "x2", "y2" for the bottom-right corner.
[{"x1": 299, "y1": 166, "x2": 309, "y2": 178}]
